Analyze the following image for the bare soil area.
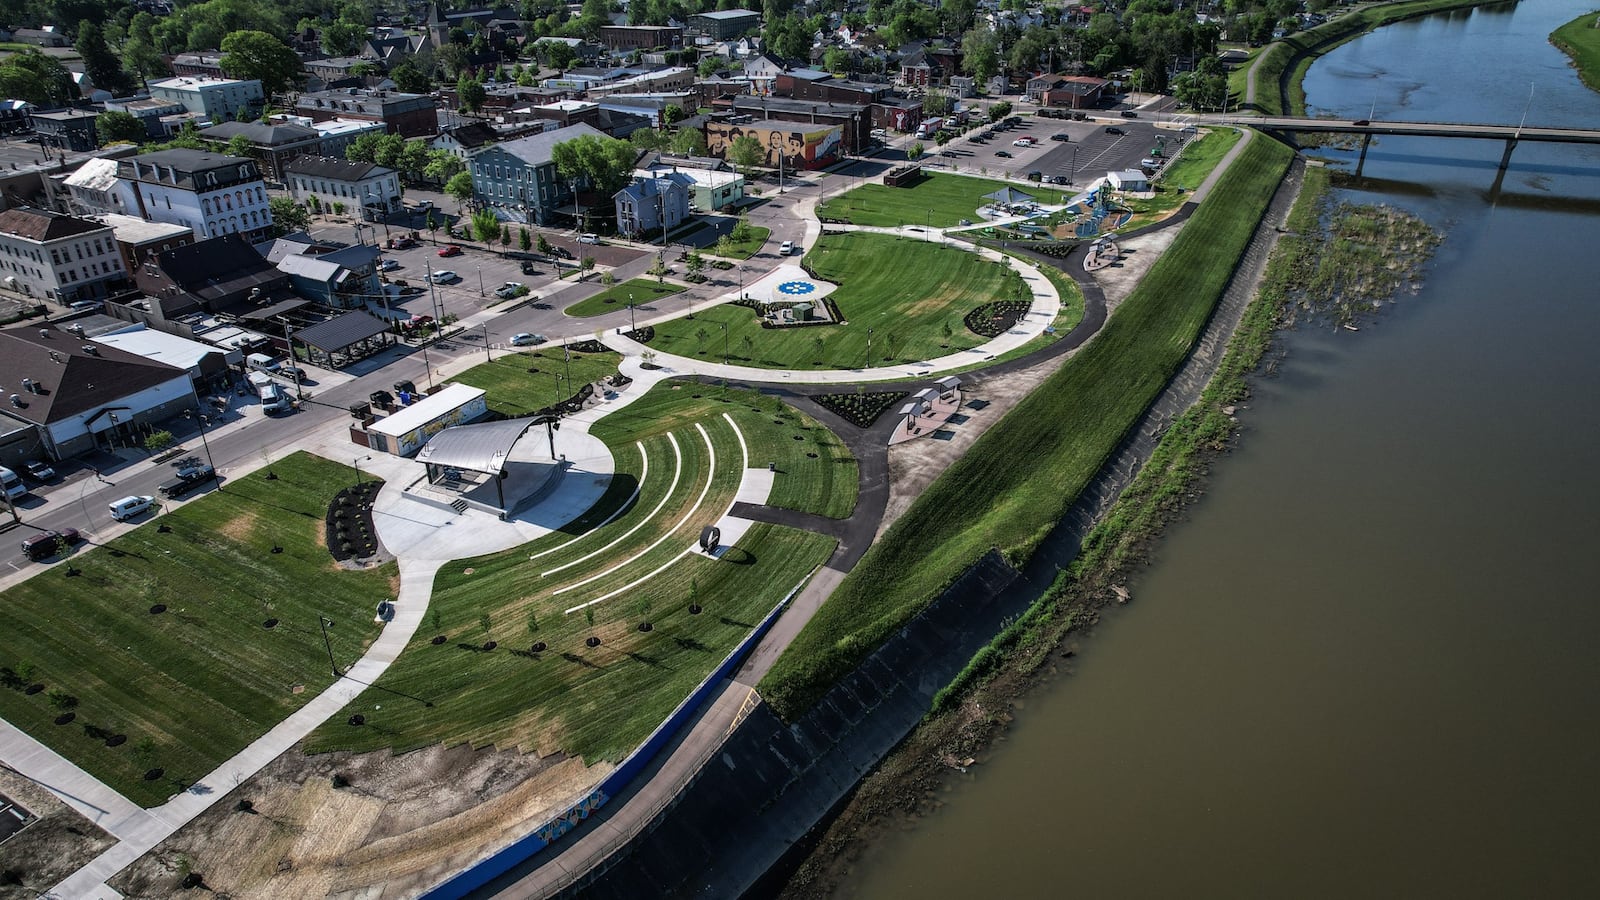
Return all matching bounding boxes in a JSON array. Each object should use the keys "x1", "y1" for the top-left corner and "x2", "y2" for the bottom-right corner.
[
  {"x1": 0, "y1": 768, "x2": 114, "y2": 899},
  {"x1": 109, "y1": 743, "x2": 607, "y2": 899},
  {"x1": 1092, "y1": 225, "x2": 1181, "y2": 310}
]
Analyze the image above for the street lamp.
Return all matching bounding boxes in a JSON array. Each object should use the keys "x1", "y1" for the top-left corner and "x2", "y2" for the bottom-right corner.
[
  {"x1": 319, "y1": 615, "x2": 341, "y2": 678},
  {"x1": 719, "y1": 321, "x2": 729, "y2": 366},
  {"x1": 476, "y1": 265, "x2": 485, "y2": 298},
  {"x1": 353, "y1": 453, "x2": 371, "y2": 486},
  {"x1": 480, "y1": 323, "x2": 491, "y2": 362},
  {"x1": 627, "y1": 293, "x2": 636, "y2": 334},
  {"x1": 420, "y1": 341, "x2": 436, "y2": 391},
  {"x1": 551, "y1": 373, "x2": 565, "y2": 410},
  {"x1": 185, "y1": 409, "x2": 216, "y2": 480},
  {"x1": 866, "y1": 327, "x2": 873, "y2": 367}
]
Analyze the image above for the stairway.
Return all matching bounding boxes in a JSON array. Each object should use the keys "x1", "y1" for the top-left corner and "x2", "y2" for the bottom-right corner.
[{"x1": 450, "y1": 499, "x2": 468, "y2": 514}]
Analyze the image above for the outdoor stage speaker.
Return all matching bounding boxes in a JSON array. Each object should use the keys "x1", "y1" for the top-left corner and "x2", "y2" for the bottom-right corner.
[{"x1": 699, "y1": 525, "x2": 721, "y2": 554}]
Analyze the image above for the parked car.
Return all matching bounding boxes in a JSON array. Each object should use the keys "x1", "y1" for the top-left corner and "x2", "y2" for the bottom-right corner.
[
  {"x1": 995, "y1": 150, "x2": 1012, "y2": 158},
  {"x1": 493, "y1": 281, "x2": 524, "y2": 299},
  {"x1": 510, "y1": 332, "x2": 545, "y2": 346},
  {"x1": 21, "y1": 528, "x2": 80, "y2": 562},
  {"x1": 520, "y1": 260, "x2": 540, "y2": 275},
  {"x1": 378, "y1": 258, "x2": 400, "y2": 271},
  {"x1": 779, "y1": 240, "x2": 795, "y2": 255},
  {"x1": 1012, "y1": 138, "x2": 1035, "y2": 147},
  {"x1": 430, "y1": 270, "x2": 459, "y2": 284},
  {"x1": 108, "y1": 495, "x2": 155, "y2": 522},
  {"x1": 1051, "y1": 133, "x2": 1071, "y2": 142},
  {"x1": 388, "y1": 235, "x2": 418, "y2": 250},
  {"x1": 578, "y1": 233, "x2": 600, "y2": 244},
  {"x1": 1048, "y1": 175, "x2": 1072, "y2": 185},
  {"x1": 438, "y1": 244, "x2": 462, "y2": 257},
  {"x1": 1026, "y1": 170, "x2": 1043, "y2": 181},
  {"x1": 158, "y1": 461, "x2": 216, "y2": 499},
  {"x1": 1104, "y1": 126, "x2": 1126, "y2": 135},
  {"x1": 551, "y1": 245, "x2": 574, "y2": 259},
  {"x1": 24, "y1": 459, "x2": 56, "y2": 481},
  {"x1": 278, "y1": 364, "x2": 307, "y2": 381}
]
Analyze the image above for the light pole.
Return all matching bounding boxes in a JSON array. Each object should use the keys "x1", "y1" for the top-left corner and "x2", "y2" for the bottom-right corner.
[
  {"x1": 186, "y1": 409, "x2": 216, "y2": 480},
  {"x1": 425, "y1": 261, "x2": 443, "y2": 338},
  {"x1": 737, "y1": 264, "x2": 745, "y2": 300},
  {"x1": 866, "y1": 327, "x2": 873, "y2": 367},
  {"x1": 318, "y1": 615, "x2": 340, "y2": 678},
  {"x1": 552, "y1": 373, "x2": 564, "y2": 409},
  {"x1": 353, "y1": 453, "x2": 370, "y2": 486},
  {"x1": 476, "y1": 265, "x2": 485, "y2": 298},
  {"x1": 480, "y1": 323, "x2": 491, "y2": 362},
  {"x1": 627, "y1": 293, "x2": 636, "y2": 334},
  {"x1": 281, "y1": 319, "x2": 303, "y2": 400},
  {"x1": 420, "y1": 341, "x2": 436, "y2": 391}
]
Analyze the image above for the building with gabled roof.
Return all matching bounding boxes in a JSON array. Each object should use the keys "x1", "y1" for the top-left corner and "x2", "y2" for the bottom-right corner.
[
  {"x1": 283, "y1": 156, "x2": 402, "y2": 220},
  {"x1": 469, "y1": 122, "x2": 609, "y2": 225},
  {"x1": 0, "y1": 207, "x2": 125, "y2": 304},
  {"x1": 613, "y1": 169, "x2": 693, "y2": 239},
  {"x1": 199, "y1": 120, "x2": 322, "y2": 181}
]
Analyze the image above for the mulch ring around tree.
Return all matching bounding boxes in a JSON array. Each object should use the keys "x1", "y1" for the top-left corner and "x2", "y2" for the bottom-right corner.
[
  {"x1": 326, "y1": 480, "x2": 385, "y2": 564},
  {"x1": 964, "y1": 300, "x2": 1033, "y2": 338},
  {"x1": 815, "y1": 391, "x2": 909, "y2": 429}
]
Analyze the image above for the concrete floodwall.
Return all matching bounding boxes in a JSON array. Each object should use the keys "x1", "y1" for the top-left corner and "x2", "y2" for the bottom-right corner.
[{"x1": 558, "y1": 549, "x2": 1025, "y2": 899}]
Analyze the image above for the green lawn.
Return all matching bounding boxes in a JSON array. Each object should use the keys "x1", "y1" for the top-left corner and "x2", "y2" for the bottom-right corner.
[
  {"x1": 1159, "y1": 127, "x2": 1242, "y2": 192},
  {"x1": 759, "y1": 136, "x2": 1295, "y2": 720},
  {"x1": 817, "y1": 173, "x2": 1068, "y2": 228},
  {"x1": 0, "y1": 454, "x2": 394, "y2": 806},
  {"x1": 649, "y1": 233, "x2": 1027, "y2": 370},
  {"x1": 564, "y1": 278, "x2": 686, "y2": 318},
  {"x1": 712, "y1": 225, "x2": 772, "y2": 259},
  {"x1": 449, "y1": 348, "x2": 623, "y2": 417},
  {"x1": 1553, "y1": 11, "x2": 1600, "y2": 93},
  {"x1": 309, "y1": 384, "x2": 845, "y2": 762}
]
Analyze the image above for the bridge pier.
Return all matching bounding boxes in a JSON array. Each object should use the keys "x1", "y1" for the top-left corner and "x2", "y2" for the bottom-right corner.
[
  {"x1": 1356, "y1": 133, "x2": 1373, "y2": 176},
  {"x1": 1498, "y1": 137, "x2": 1518, "y2": 171}
]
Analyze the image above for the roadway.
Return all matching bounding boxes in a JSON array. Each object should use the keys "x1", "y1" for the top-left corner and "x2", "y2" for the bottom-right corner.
[{"x1": 1225, "y1": 115, "x2": 1600, "y2": 144}]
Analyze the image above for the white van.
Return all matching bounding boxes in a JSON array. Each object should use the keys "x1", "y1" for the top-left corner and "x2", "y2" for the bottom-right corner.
[
  {"x1": 0, "y1": 465, "x2": 25, "y2": 501},
  {"x1": 245, "y1": 353, "x2": 279, "y2": 373},
  {"x1": 108, "y1": 495, "x2": 155, "y2": 521}
]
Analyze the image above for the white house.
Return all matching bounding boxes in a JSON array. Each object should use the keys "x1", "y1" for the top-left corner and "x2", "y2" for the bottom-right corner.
[
  {"x1": 613, "y1": 170, "x2": 693, "y2": 239},
  {"x1": 284, "y1": 156, "x2": 403, "y2": 220},
  {"x1": 149, "y1": 76, "x2": 265, "y2": 122},
  {"x1": 115, "y1": 149, "x2": 274, "y2": 244},
  {"x1": 0, "y1": 207, "x2": 126, "y2": 304}
]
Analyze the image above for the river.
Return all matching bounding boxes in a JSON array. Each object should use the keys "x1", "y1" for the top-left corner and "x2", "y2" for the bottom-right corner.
[{"x1": 830, "y1": 2, "x2": 1600, "y2": 897}]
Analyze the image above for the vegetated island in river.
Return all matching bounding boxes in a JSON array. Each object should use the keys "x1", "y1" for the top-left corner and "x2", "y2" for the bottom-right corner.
[
  {"x1": 772, "y1": 162, "x2": 1442, "y2": 899},
  {"x1": 1551, "y1": 10, "x2": 1600, "y2": 93}
]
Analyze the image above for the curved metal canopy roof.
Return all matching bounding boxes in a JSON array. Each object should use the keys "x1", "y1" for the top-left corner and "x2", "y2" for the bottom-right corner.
[{"x1": 415, "y1": 418, "x2": 534, "y2": 474}]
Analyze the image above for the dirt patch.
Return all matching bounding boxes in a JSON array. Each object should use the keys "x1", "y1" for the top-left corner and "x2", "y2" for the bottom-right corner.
[
  {"x1": 216, "y1": 509, "x2": 261, "y2": 543},
  {"x1": 1090, "y1": 225, "x2": 1181, "y2": 310},
  {"x1": 0, "y1": 767, "x2": 115, "y2": 898},
  {"x1": 110, "y1": 743, "x2": 609, "y2": 899}
]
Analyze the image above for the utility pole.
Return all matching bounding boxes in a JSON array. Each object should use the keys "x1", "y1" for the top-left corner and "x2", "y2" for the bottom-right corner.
[{"x1": 319, "y1": 615, "x2": 340, "y2": 678}]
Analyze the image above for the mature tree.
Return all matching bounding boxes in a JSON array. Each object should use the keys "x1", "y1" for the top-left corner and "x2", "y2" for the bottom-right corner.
[
  {"x1": 471, "y1": 208, "x2": 500, "y2": 243},
  {"x1": 941, "y1": 0, "x2": 980, "y2": 34},
  {"x1": 551, "y1": 133, "x2": 638, "y2": 197},
  {"x1": 519, "y1": 227, "x2": 532, "y2": 252},
  {"x1": 960, "y1": 25, "x2": 1000, "y2": 84},
  {"x1": 347, "y1": 131, "x2": 405, "y2": 168},
  {"x1": 269, "y1": 195, "x2": 311, "y2": 235},
  {"x1": 0, "y1": 50, "x2": 76, "y2": 106},
  {"x1": 424, "y1": 149, "x2": 465, "y2": 184},
  {"x1": 323, "y1": 21, "x2": 368, "y2": 57},
  {"x1": 630, "y1": 127, "x2": 671, "y2": 152},
  {"x1": 76, "y1": 22, "x2": 134, "y2": 97},
  {"x1": 226, "y1": 133, "x2": 253, "y2": 158},
  {"x1": 822, "y1": 46, "x2": 852, "y2": 74},
  {"x1": 390, "y1": 59, "x2": 430, "y2": 93},
  {"x1": 542, "y1": 41, "x2": 577, "y2": 72},
  {"x1": 670, "y1": 127, "x2": 707, "y2": 157},
  {"x1": 97, "y1": 110, "x2": 147, "y2": 145},
  {"x1": 445, "y1": 170, "x2": 476, "y2": 211},
  {"x1": 764, "y1": 13, "x2": 809, "y2": 61},
  {"x1": 457, "y1": 75, "x2": 486, "y2": 112},
  {"x1": 727, "y1": 134, "x2": 764, "y2": 174},
  {"x1": 987, "y1": 100, "x2": 1013, "y2": 123},
  {"x1": 220, "y1": 31, "x2": 303, "y2": 96},
  {"x1": 697, "y1": 55, "x2": 725, "y2": 78},
  {"x1": 122, "y1": 12, "x2": 169, "y2": 81},
  {"x1": 395, "y1": 140, "x2": 430, "y2": 183}
]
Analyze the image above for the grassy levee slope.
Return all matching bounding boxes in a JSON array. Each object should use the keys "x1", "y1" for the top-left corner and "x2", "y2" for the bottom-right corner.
[
  {"x1": 649, "y1": 234, "x2": 1027, "y2": 370},
  {"x1": 308, "y1": 384, "x2": 849, "y2": 762},
  {"x1": 0, "y1": 454, "x2": 393, "y2": 806},
  {"x1": 1251, "y1": 0, "x2": 1495, "y2": 115},
  {"x1": 1553, "y1": 11, "x2": 1600, "y2": 93},
  {"x1": 759, "y1": 137, "x2": 1295, "y2": 721}
]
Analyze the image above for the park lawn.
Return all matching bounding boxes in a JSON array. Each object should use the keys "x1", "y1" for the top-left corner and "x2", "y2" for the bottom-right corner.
[
  {"x1": 564, "y1": 278, "x2": 687, "y2": 318},
  {"x1": 1159, "y1": 127, "x2": 1242, "y2": 192},
  {"x1": 449, "y1": 348, "x2": 623, "y2": 417},
  {"x1": 713, "y1": 225, "x2": 772, "y2": 259},
  {"x1": 760, "y1": 136, "x2": 1295, "y2": 720},
  {"x1": 1553, "y1": 11, "x2": 1600, "y2": 93},
  {"x1": 0, "y1": 454, "x2": 394, "y2": 806},
  {"x1": 308, "y1": 396, "x2": 837, "y2": 762},
  {"x1": 649, "y1": 234, "x2": 1027, "y2": 370},
  {"x1": 817, "y1": 173, "x2": 1068, "y2": 228}
]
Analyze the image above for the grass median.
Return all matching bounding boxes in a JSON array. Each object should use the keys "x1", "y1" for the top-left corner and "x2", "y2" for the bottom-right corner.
[
  {"x1": 449, "y1": 347, "x2": 623, "y2": 418},
  {"x1": 563, "y1": 278, "x2": 686, "y2": 318},
  {"x1": 817, "y1": 172, "x2": 1067, "y2": 228},
  {"x1": 0, "y1": 454, "x2": 394, "y2": 806},
  {"x1": 759, "y1": 136, "x2": 1295, "y2": 721},
  {"x1": 648, "y1": 233, "x2": 1027, "y2": 370}
]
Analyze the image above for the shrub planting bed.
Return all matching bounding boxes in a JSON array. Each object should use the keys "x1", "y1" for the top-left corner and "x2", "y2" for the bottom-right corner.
[
  {"x1": 964, "y1": 300, "x2": 1032, "y2": 338},
  {"x1": 815, "y1": 391, "x2": 910, "y2": 429},
  {"x1": 325, "y1": 480, "x2": 384, "y2": 563}
]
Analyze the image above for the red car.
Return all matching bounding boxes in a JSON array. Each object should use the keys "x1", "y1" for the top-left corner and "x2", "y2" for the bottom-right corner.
[{"x1": 438, "y1": 245, "x2": 462, "y2": 257}]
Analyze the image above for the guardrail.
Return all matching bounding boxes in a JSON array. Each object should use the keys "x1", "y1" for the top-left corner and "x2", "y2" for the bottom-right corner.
[{"x1": 421, "y1": 566, "x2": 821, "y2": 899}]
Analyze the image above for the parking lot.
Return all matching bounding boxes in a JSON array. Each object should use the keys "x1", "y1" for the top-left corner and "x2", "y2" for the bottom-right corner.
[{"x1": 930, "y1": 115, "x2": 1179, "y2": 188}]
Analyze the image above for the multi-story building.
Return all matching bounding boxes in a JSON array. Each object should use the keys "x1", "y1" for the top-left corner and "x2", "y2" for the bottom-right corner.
[
  {"x1": 727, "y1": 95, "x2": 871, "y2": 154},
  {"x1": 294, "y1": 88, "x2": 439, "y2": 137},
  {"x1": 469, "y1": 123, "x2": 607, "y2": 225},
  {"x1": 116, "y1": 149, "x2": 274, "y2": 244},
  {"x1": 32, "y1": 109, "x2": 99, "y2": 152},
  {"x1": 170, "y1": 52, "x2": 226, "y2": 79},
  {"x1": 149, "y1": 76, "x2": 265, "y2": 122},
  {"x1": 613, "y1": 170, "x2": 693, "y2": 239},
  {"x1": 199, "y1": 121, "x2": 321, "y2": 181},
  {"x1": 689, "y1": 9, "x2": 762, "y2": 40},
  {"x1": 598, "y1": 25, "x2": 683, "y2": 52},
  {"x1": 430, "y1": 121, "x2": 503, "y2": 162},
  {"x1": 0, "y1": 207, "x2": 126, "y2": 304},
  {"x1": 284, "y1": 157, "x2": 402, "y2": 221},
  {"x1": 706, "y1": 118, "x2": 843, "y2": 170},
  {"x1": 100, "y1": 214, "x2": 195, "y2": 278}
]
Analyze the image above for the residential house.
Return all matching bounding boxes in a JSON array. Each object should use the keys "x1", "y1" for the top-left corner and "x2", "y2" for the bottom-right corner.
[
  {"x1": 199, "y1": 121, "x2": 321, "y2": 181},
  {"x1": 0, "y1": 207, "x2": 125, "y2": 303},
  {"x1": 468, "y1": 122, "x2": 608, "y2": 225},
  {"x1": 149, "y1": 76, "x2": 265, "y2": 122},
  {"x1": 102, "y1": 97, "x2": 187, "y2": 139},
  {"x1": 284, "y1": 156, "x2": 402, "y2": 221},
  {"x1": 0, "y1": 326, "x2": 194, "y2": 459},
  {"x1": 116, "y1": 148, "x2": 275, "y2": 244},
  {"x1": 263, "y1": 235, "x2": 382, "y2": 310},
  {"x1": 294, "y1": 88, "x2": 439, "y2": 137},
  {"x1": 613, "y1": 170, "x2": 692, "y2": 239},
  {"x1": 635, "y1": 164, "x2": 743, "y2": 211},
  {"x1": 62, "y1": 158, "x2": 130, "y2": 218}
]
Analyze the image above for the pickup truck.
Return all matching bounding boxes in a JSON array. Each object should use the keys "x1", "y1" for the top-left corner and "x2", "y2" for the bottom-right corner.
[
  {"x1": 248, "y1": 372, "x2": 293, "y2": 415},
  {"x1": 159, "y1": 461, "x2": 217, "y2": 499}
]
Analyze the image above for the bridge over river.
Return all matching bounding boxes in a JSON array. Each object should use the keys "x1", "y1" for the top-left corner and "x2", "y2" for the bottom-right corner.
[{"x1": 1214, "y1": 115, "x2": 1600, "y2": 174}]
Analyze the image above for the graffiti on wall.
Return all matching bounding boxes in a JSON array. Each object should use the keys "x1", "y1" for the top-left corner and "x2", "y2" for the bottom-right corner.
[{"x1": 535, "y1": 788, "x2": 609, "y2": 845}]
